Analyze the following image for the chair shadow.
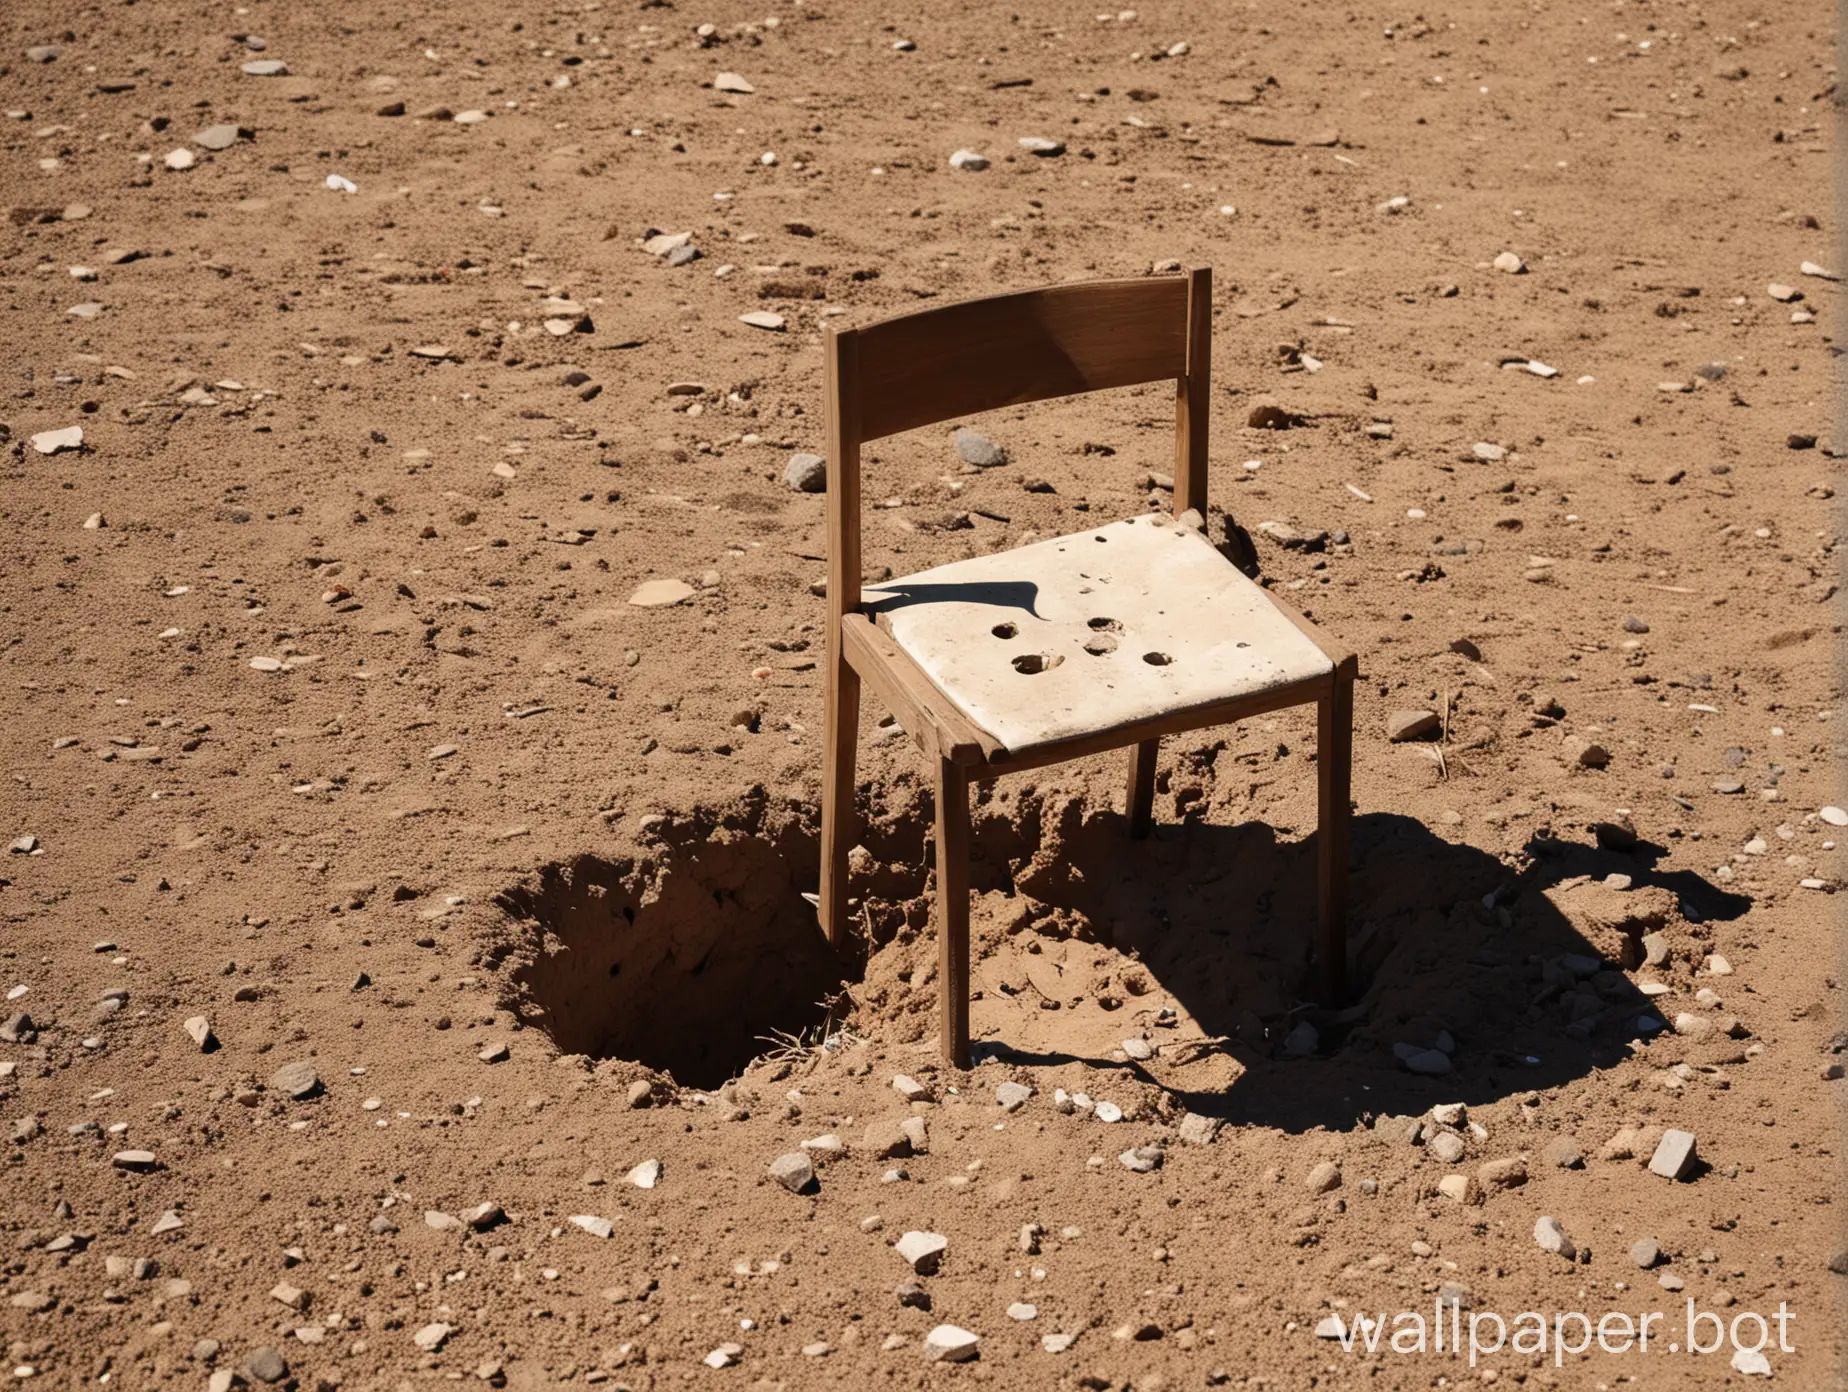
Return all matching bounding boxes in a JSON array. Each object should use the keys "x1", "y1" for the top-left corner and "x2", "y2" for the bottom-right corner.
[
  {"x1": 862, "y1": 579, "x2": 1042, "y2": 620},
  {"x1": 936, "y1": 803, "x2": 1747, "y2": 1136}
]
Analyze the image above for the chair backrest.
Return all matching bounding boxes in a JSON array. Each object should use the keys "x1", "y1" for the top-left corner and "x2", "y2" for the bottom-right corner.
[{"x1": 824, "y1": 267, "x2": 1212, "y2": 633}]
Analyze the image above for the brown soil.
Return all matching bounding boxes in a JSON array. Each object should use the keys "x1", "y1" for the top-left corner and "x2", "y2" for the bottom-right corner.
[{"x1": 2, "y1": 1, "x2": 1845, "y2": 1388}]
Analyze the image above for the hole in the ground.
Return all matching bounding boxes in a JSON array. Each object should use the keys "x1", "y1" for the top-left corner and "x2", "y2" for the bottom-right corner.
[
  {"x1": 1088, "y1": 616, "x2": 1122, "y2": 631},
  {"x1": 1013, "y1": 653, "x2": 1065, "y2": 674},
  {"x1": 991, "y1": 621, "x2": 1018, "y2": 639},
  {"x1": 1083, "y1": 634, "x2": 1118, "y2": 655},
  {"x1": 1143, "y1": 651, "x2": 1174, "y2": 666},
  {"x1": 494, "y1": 823, "x2": 858, "y2": 1089}
]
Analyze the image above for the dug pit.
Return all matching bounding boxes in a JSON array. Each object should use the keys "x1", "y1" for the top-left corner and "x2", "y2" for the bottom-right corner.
[{"x1": 494, "y1": 811, "x2": 859, "y2": 1089}]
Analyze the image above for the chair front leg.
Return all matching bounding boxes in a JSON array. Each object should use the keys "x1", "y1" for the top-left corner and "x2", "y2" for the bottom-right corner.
[
  {"x1": 819, "y1": 651, "x2": 860, "y2": 946},
  {"x1": 934, "y1": 754, "x2": 972, "y2": 1068},
  {"x1": 1126, "y1": 738, "x2": 1159, "y2": 839},
  {"x1": 1316, "y1": 665, "x2": 1354, "y2": 1005}
]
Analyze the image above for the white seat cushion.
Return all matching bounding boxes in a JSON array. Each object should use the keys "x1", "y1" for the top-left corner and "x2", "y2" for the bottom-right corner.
[{"x1": 863, "y1": 515, "x2": 1334, "y2": 753}]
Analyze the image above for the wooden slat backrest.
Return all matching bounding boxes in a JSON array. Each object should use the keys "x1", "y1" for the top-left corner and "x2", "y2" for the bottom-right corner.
[
  {"x1": 849, "y1": 277, "x2": 1191, "y2": 441},
  {"x1": 825, "y1": 269, "x2": 1213, "y2": 694}
]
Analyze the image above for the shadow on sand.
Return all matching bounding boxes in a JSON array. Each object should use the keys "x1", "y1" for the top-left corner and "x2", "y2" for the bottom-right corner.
[{"x1": 917, "y1": 801, "x2": 1750, "y2": 1135}]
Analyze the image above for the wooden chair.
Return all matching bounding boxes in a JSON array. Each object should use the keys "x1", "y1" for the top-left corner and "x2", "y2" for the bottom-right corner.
[{"x1": 819, "y1": 267, "x2": 1356, "y2": 1068}]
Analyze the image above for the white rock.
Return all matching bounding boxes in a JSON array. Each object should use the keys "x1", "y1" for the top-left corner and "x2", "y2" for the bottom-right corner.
[
  {"x1": 163, "y1": 148, "x2": 195, "y2": 171},
  {"x1": 1534, "y1": 1215, "x2": 1576, "y2": 1258},
  {"x1": 1493, "y1": 251, "x2": 1526, "y2": 274},
  {"x1": 1093, "y1": 1100, "x2": 1123, "y2": 1123},
  {"x1": 1006, "y1": 1301, "x2": 1037, "y2": 1320},
  {"x1": 325, "y1": 173, "x2": 356, "y2": 194},
  {"x1": 738, "y1": 310, "x2": 785, "y2": 331},
  {"x1": 948, "y1": 149, "x2": 990, "y2": 171},
  {"x1": 628, "y1": 578, "x2": 695, "y2": 607},
  {"x1": 892, "y1": 1074, "x2": 930, "y2": 1101},
  {"x1": 922, "y1": 1325, "x2": 979, "y2": 1363},
  {"x1": 1732, "y1": 1346, "x2": 1773, "y2": 1376},
  {"x1": 627, "y1": 1159, "x2": 662, "y2": 1189},
  {"x1": 1820, "y1": 806, "x2": 1848, "y2": 827},
  {"x1": 703, "y1": 1343, "x2": 744, "y2": 1368},
  {"x1": 643, "y1": 231, "x2": 691, "y2": 257},
  {"x1": 1121, "y1": 1037, "x2": 1153, "y2": 1061},
  {"x1": 1648, "y1": 1128, "x2": 1698, "y2": 1180},
  {"x1": 412, "y1": 1323, "x2": 451, "y2": 1352},
  {"x1": 714, "y1": 72, "x2": 755, "y2": 93},
  {"x1": 1800, "y1": 261, "x2": 1837, "y2": 281},
  {"x1": 30, "y1": 426, "x2": 83, "y2": 455},
  {"x1": 1314, "y1": 1314, "x2": 1348, "y2": 1339},
  {"x1": 895, "y1": 1230, "x2": 948, "y2": 1273},
  {"x1": 570, "y1": 1214, "x2": 613, "y2": 1238}
]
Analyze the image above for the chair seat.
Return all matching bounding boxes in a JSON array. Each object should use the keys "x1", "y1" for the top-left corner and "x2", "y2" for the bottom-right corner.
[{"x1": 863, "y1": 515, "x2": 1334, "y2": 753}]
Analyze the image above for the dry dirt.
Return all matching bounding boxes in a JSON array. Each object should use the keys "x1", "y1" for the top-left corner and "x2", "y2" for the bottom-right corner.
[{"x1": 2, "y1": 1, "x2": 1846, "y2": 1389}]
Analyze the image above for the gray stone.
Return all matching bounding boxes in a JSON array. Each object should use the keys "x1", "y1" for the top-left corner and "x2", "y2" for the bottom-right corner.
[
  {"x1": 953, "y1": 427, "x2": 1006, "y2": 467},
  {"x1": 269, "y1": 1061, "x2": 320, "y2": 1100},
  {"x1": 194, "y1": 124, "x2": 243, "y2": 150},
  {"x1": 1533, "y1": 1216, "x2": 1575, "y2": 1259},
  {"x1": 1404, "y1": 1048, "x2": 1452, "y2": 1076},
  {"x1": 246, "y1": 1347, "x2": 287, "y2": 1383},
  {"x1": 1177, "y1": 1112, "x2": 1222, "y2": 1146},
  {"x1": 1630, "y1": 1237, "x2": 1661, "y2": 1269},
  {"x1": 995, "y1": 1081, "x2": 1032, "y2": 1112},
  {"x1": 1428, "y1": 1131, "x2": 1465, "y2": 1164},
  {"x1": 863, "y1": 1119, "x2": 912, "y2": 1159},
  {"x1": 1387, "y1": 709, "x2": 1439, "y2": 742},
  {"x1": 241, "y1": 60, "x2": 289, "y2": 77},
  {"x1": 783, "y1": 452, "x2": 826, "y2": 492},
  {"x1": 1282, "y1": 1020, "x2": 1319, "y2": 1057},
  {"x1": 1542, "y1": 1135, "x2": 1585, "y2": 1169},
  {"x1": 768, "y1": 1151, "x2": 815, "y2": 1194},
  {"x1": 1305, "y1": 1161, "x2": 1341, "y2": 1193},
  {"x1": 948, "y1": 149, "x2": 989, "y2": 171},
  {"x1": 1119, "y1": 1145, "x2": 1164, "y2": 1173},
  {"x1": 1018, "y1": 136, "x2": 1066, "y2": 156}
]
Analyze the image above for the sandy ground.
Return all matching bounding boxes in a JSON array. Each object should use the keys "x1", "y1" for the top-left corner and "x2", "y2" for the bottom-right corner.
[{"x1": 2, "y1": 1, "x2": 1846, "y2": 1388}]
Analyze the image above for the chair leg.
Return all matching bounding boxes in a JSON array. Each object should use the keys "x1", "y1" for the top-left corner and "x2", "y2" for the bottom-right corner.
[
  {"x1": 934, "y1": 754, "x2": 971, "y2": 1068},
  {"x1": 819, "y1": 654, "x2": 861, "y2": 947},
  {"x1": 1316, "y1": 667, "x2": 1354, "y2": 1006},
  {"x1": 1126, "y1": 738, "x2": 1159, "y2": 839}
]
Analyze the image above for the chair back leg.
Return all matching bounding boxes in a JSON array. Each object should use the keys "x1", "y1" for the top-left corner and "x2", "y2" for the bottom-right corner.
[
  {"x1": 1125, "y1": 737, "x2": 1160, "y2": 839},
  {"x1": 934, "y1": 754, "x2": 972, "y2": 1067},
  {"x1": 1316, "y1": 666, "x2": 1355, "y2": 1004},
  {"x1": 819, "y1": 658, "x2": 861, "y2": 945}
]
